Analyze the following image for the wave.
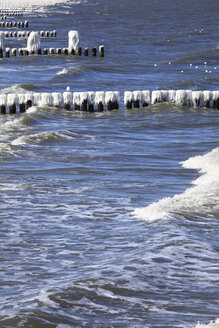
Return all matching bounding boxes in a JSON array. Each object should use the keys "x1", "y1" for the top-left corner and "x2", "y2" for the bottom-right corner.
[
  {"x1": 133, "y1": 147, "x2": 219, "y2": 222},
  {"x1": 11, "y1": 130, "x2": 76, "y2": 146},
  {"x1": 55, "y1": 65, "x2": 87, "y2": 77},
  {"x1": 0, "y1": 83, "x2": 37, "y2": 94},
  {"x1": 193, "y1": 319, "x2": 219, "y2": 328}
]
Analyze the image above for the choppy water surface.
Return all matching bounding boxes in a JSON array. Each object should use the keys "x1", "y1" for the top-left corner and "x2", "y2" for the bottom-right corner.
[{"x1": 0, "y1": 0, "x2": 219, "y2": 327}]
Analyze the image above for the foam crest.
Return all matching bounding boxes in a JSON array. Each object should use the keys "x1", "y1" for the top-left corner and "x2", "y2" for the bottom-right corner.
[
  {"x1": 133, "y1": 147, "x2": 219, "y2": 222},
  {"x1": 193, "y1": 319, "x2": 219, "y2": 328}
]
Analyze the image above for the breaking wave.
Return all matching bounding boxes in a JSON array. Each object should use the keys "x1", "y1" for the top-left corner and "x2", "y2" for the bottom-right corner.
[{"x1": 133, "y1": 147, "x2": 219, "y2": 222}]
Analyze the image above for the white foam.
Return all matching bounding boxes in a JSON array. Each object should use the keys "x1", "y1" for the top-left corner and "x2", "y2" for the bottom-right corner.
[
  {"x1": 193, "y1": 319, "x2": 219, "y2": 328},
  {"x1": 27, "y1": 31, "x2": 40, "y2": 52},
  {"x1": 133, "y1": 147, "x2": 219, "y2": 222},
  {"x1": 0, "y1": 0, "x2": 77, "y2": 9},
  {"x1": 68, "y1": 30, "x2": 80, "y2": 53}
]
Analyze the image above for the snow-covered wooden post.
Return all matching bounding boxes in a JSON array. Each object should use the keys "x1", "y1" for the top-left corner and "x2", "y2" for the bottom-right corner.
[
  {"x1": 68, "y1": 30, "x2": 80, "y2": 55},
  {"x1": 27, "y1": 31, "x2": 40, "y2": 55},
  {"x1": 0, "y1": 31, "x2": 4, "y2": 58}
]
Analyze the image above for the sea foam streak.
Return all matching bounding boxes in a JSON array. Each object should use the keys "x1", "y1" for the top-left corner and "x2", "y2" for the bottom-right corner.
[
  {"x1": 193, "y1": 319, "x2": 219, "y2": 328},
  {"x1": 133, "y1": 147, "x2": 219, "y2": 222}
]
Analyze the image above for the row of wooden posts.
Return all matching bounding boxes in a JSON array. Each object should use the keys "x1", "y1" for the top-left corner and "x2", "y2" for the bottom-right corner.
[
  {"x1": 0, "y1": 21, "x2": 28, "y2": 28},
  {"x1": 0, "y1": 90, "x2": 218, "y2": 115},
  {"x1": 4, "y1": 30, "x2": 57, "y2": 38},
  {"x1": 0, "y1": 46, "x2": 104, "y2": 58}
]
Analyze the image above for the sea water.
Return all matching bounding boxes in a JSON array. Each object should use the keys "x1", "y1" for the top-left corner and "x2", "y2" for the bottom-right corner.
[{"x1": 0, "y1": 0, "x2": 218, "y2": 327}]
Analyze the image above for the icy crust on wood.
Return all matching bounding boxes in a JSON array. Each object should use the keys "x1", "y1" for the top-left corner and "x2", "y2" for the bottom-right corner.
[
  {"x1": 0, "y1": 90, "x2": 218, "y2": 112},
  {"x1": 68, "y1": 30, "x2": 80, "y2": 53},
  {"x1": 27, "y1": 31, "x2": 40, "y2": 52},
  {"x1": 0, "y1": 31, "x2": 4, "y2": 49}
]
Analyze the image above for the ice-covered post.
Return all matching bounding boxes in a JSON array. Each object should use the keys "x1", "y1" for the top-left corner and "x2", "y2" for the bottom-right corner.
[
  {"x1": 213, "y1": 91, "x2": 219, "y2": 110},
  {"x1": 133, "y1": 91, "x2": 142, "y2": 108},
  {"x1": 141, "y1": 90, "x2": 150, "y2": 107},
  {"x1": 27, "y1": 31, "x2": 41, "y2": 55},
  {"x1": 63, "y1": 91, "x2": 73, "y2": 110},
  {"x1": 18, "y1": 94, "x2": 26, "y2": 112},
  {"x1": 124, "y1": 91, "x2": 133, "y2": 109},
  {"x1": 99, "y1": 45, "x2": 104, "y2": 57},
  {"x1": 95, "y1": 91, "x2": 105, "y2": 112},
  {"x1": 7, "y1": 94, "x2": 18, "y2": 114},
  {"x1": 80, "y1": 92, "x2": 88, "y2": 112},
  {"x1": 88, "y1": 92, "x2": 95, "y2": 112},
  {"x1": 73, "y1": 92, "x2": 80, "y2": 111},
  {"x1": 0, "y1": 94, "x2": 7, "y2": 114},
  {"x1": 68, "y1": 30, "x2": 80, "y2": 55},
  {"x1": 0, "y1": 31, "x2": 4, "y2": 58}
]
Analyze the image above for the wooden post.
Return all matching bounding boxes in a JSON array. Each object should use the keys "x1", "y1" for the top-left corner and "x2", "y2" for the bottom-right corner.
[
  {"x1": 63, "y1": 48, "x2": 68, "y2": 55},
  {"x1": 20, "y1": 103, "x2": 25, "y2": 113},
  {"x1": 44, "y1": 48, "x2": 48, "y2": 55},
  {"x1": 40, "y1": 31, "x2": 44, "y2": 37},
  {"x1": 70, "y1": 49, "x2": 75, "y2": 55},
  {"x1": 1, "y1": 105, "x2": 6, "y2": 114},
  {"x1": 99, "y1": 45, "x2": 104, "y2": 57},
  {"x1": 92, "y1": 47, "x2": 97, "y2": 56},
  {"x1": 37, "y1": 48, "x2": 41, "y2": 55},
  {"x1": 26, "y1": 100, "x2": 32, "y2": 109},
  {"x1": 0, "y1": 49, "x2": 3, "y2": 58},
  {"x1": 19, "y1": 49, "x2": 23, "y2": 56},
  {"x1": 14, "y1": 32, "x2": 17, "y2": 37},
  {"x1": 57, "y1": 48, "x2": 62, "y2": 54},
  {"x1": 76, "y1": 48, "x2": 81, "y2": 55},
  {"x1": 98, "y1": 102, "x2": 104, "y2": 112},
  {"x1": 74, "y1": 104, "x2": 80, "y2": 111},
  {"x1": 126, "y1": 101, "x2": 132, "y2": 109},
  {"x1": 12, "y1": 49, "x2": 16, "y2": 56},
  {"x1": 84, "y1": 47, "x2": 88, "y2": 56},
  {"x1": 50, "y1": 48, "x2": 55, "y2": 55},
  {"x1": 13, "y1": 22, "x2": 17, "y2": 27},
  {"x1": 9, "y1": 104, "x2": 16, "y2": 114},
  {"x1": 65, "y1": 103, "x2": 71, "y2": 110},
  {"x1": 6, "y1": 49, "x2": 10, "y2": 57},
  {"x1": 9, "y1": 32, "x2": 13, "y2": 37},
  {"x1": 81, "y1": 100, "x2": 87, "y2": 112},
  {"x1": 88, "y1": 104, "x2": 94, "y2": 112},
  {"x1": 133, "y1": 100, "x2": 140, "y2": 108},
  {"x1": 24, "y1": 50, "x2": 29, "y2": 56}
]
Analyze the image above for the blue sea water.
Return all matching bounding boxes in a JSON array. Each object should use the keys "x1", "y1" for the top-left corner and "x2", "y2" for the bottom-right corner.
[{"x1": 0, "y1": 0, "x2": 218, "y2": 327}]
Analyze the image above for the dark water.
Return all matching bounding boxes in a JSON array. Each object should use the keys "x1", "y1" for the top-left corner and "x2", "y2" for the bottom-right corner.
[{"x1": 0, "y1": 0, "x2": 219, "y2": 327}]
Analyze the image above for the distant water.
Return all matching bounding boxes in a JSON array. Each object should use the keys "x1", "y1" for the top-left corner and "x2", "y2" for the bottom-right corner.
[{"x1": 0, "y1": 0, "x2": 219, "y2": 327}]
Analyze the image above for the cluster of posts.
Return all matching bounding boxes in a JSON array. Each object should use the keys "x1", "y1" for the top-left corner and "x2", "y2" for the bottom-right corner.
[
  {"x1": 0, "y1": 8, "x2": 218, "y2": 115},
  {"x1": 0, "y1": 89, "x2": 218, "y2": 115}
]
